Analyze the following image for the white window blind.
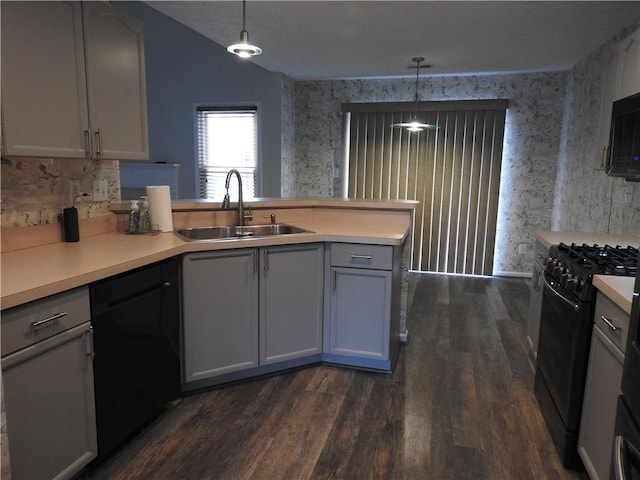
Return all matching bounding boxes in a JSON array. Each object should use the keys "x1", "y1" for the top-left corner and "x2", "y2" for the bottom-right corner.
[{"x1": 196, "y1": 106, "x2": 257, "y2": 201}]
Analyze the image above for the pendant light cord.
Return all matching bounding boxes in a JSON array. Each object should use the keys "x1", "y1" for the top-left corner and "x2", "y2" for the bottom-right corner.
[{"x1": 242, "y1": 0, "x2": 247, "y2": 32}]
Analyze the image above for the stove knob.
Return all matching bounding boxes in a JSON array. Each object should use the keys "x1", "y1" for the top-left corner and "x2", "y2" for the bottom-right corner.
[{"x1": 565, "y1": 274, "x2": 578, "y2": 290}]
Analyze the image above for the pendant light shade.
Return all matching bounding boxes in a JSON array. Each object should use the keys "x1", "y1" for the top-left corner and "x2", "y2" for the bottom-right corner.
[
  {"x1": 392, "y1": 57, "x2": 437, "y2": 132},
  {"x1": 227, "y1": 1, "x2": 262, "y2": 58}
]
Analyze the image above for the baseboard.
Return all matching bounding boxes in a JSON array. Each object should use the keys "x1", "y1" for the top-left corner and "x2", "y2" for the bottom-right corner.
[{"x1": 493, "y1": 271, "x2": 532, "y2": 278}]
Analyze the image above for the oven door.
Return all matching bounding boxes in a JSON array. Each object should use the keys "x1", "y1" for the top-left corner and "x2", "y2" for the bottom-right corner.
[
  {"x1": 613, "y1": 397, "x2": 640, "y2": 480},
  {"x1": 537, "y1": 271, "x2": 593, "y2": 432}
]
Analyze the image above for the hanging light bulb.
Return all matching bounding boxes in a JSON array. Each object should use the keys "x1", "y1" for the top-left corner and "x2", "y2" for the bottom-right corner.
[
  {"x1": 227, "y1": 0, "x2": 262, "y2": 58},
  {"x1": 392, "y1": 57, "x2": 438, "y2": 132}
]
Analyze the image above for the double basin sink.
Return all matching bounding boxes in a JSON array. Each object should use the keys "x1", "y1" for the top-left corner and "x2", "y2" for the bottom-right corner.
[{"x1": 175, "y1": 224, "x2": 312, "y2": 242}]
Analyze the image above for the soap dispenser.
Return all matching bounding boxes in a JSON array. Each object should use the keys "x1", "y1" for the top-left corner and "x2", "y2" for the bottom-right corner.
[
  {"x1": 128, "y1": 200, "x2": 140, "y2": 233},
  {"x1": 138, "y1": 196, "x2": 150, "y2": 233}
]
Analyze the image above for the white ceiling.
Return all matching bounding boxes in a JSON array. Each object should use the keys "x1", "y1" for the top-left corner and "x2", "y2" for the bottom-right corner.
[{"x1": 143, "y1": 1, "x2": 640, "y2": 80}]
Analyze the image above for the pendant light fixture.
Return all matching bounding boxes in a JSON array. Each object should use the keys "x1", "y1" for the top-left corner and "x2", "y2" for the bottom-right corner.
[
  {"x1": 391, "y1": 57, "x2": 437, "y2": 132},
  {"x1": 227, "y1": 0, "x2": 262, "y2": 58}
]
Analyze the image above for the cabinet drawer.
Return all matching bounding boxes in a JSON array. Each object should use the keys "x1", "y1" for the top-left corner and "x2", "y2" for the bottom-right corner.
[
  {"x1": 1, "y1": 286, "x2": 90, "y2": 356},
  {"x1": 594, "y1": 291, "x2": 630, "y2": 353},
  {"x1": 330, "y1": 243, "x2": 393, "y2": 270}
]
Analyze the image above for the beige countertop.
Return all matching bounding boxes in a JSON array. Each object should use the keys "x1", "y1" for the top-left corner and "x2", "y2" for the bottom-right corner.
[
  {"x1": 593, "y1": 275, "x2": 636, "y2": 314},
  {"x1": 535, "y1": 230, "x2": 640, "y2": 250},
  {"x1": 1, "y1": 202, "x2": 415, "y2": 310}
]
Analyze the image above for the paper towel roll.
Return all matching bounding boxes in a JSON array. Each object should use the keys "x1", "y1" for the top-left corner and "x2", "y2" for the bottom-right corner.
[{"x1": 146, "y1": 185, "x2": 173, "y2": 232}]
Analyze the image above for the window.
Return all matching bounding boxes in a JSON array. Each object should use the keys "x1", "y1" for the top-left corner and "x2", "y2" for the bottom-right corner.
[{"x1": 196, "y1": 106, "x2": 258, "y2": 201}]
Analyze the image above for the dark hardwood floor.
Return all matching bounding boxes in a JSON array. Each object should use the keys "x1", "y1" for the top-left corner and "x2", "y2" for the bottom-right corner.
[{"x1": 85, "y1": 273, "x2": 586, "y2": 480}]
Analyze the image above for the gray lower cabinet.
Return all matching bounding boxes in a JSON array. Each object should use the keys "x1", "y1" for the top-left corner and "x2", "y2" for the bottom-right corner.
[
  {"x1": 578, "y1": 292, "x2": 630, "y2": 480},
  {"x1": 1, "y1": 287, "x2": 97, "y2": 480},
  {"x1": 324, "y1": 243, "x2": 399, "y2": 371},
  {"x1": 182, "y1": 249, "x2": 260, "y2": 384},
  {"x1": 527, "y1": 240, "x2": 547, "y2": 358},
  {"x1": 259, "y1": 244, "x2": 324, "y2": 365},
  {"x1": 182, "y1": 244, "x2": 324, "y2": 389}
]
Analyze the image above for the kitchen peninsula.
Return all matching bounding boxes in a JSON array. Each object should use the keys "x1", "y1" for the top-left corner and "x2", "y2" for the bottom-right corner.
[{"x1": 1, "y1": 199, "x2": 416, "y2": 309}]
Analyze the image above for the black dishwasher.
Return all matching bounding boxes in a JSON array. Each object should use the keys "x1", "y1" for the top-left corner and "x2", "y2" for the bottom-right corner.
[{"x1": 90, "y1": 257, "x2": 180, "y2": 459}]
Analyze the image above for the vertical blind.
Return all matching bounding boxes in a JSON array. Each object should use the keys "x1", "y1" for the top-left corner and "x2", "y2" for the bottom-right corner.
[
  {"x1": 196, "y1": 106, "x2": 257, "y2": 200},
  {"x1": 344, "y1": 100, "x2": 508, "y2": 275}
]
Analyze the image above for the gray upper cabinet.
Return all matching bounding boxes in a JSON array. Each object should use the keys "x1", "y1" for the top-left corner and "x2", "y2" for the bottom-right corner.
[
  {"x1": 259, "y1": 244, "x2": 324, "y2": 365},
  {"x1": 1, "y1": 1, "x2": 89, "y2": 158},
  {"x1": 1, "y1": 1, "x2": 149, "y2": 160},
  {"x1": 82, "y1": 2, "x2": 149, "y2": 160},
  {"x1": 595, "y1": 28, "x2": 640, "y2": 169}
]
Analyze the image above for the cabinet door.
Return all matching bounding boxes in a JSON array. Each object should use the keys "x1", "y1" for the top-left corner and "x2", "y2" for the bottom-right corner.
[
  {"x1": 618, "y1": 30, "x2": 640, "y2": 100},
  {"x1": 329, "y1": 267, "x2": 391, "y2": 361},
  {"x1": 2, "y1": 323, "x2": 97, "y2": 480},
  {"x1": 1, "y1": 1, "x2": 89, "y2": 158},
  {"x1": 82, "y1": 2, "x2": 149, "y2": 160},
  {"x1": 578, "y1": 325, "x2": 624, "y2": 480},
  {"x1": 182, "y1": 250, "x2": 259, "y2": 382},
  {"x1": 259, "y1": 244, "x2": 324, "y2": 365}
]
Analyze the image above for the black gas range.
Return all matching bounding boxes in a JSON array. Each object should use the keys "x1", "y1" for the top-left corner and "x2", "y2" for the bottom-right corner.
[
  {"x1": 535, "y1": 242, "x2": 638, "y2": 469},
  {"x1": 545, "y1": 243, "x2": 638, "y2": 300}
]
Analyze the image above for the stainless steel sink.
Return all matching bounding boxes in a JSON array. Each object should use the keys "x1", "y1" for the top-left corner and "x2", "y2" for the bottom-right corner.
[{"x1": 175, "y1": 224, "x2": 312, "y2": 241}]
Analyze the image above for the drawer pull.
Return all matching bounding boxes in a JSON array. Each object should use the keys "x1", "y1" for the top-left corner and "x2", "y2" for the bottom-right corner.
[
  {"x1": 350, "y1": 254, "x2": 373, "y2": 261},
  {"x1": 600, "y1": 315, "x2": 619, "y2": 331},
  {"x1": 31, "y1": 312, "x2": 67, "y2": 329}
]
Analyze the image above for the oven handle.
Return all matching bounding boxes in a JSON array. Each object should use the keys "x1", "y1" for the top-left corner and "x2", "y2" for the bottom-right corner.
[
  {"x1": 613, "y1": 435, "x2": 640, "y2": 480},
  {"x1": 542, "y1": 274, "x2": 580, "y2": 312}
]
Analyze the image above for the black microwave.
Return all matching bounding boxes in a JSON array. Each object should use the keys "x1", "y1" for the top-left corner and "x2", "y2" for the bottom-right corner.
[{"x1": 607, "y1": 92, "x2": 640, "y2": 181}]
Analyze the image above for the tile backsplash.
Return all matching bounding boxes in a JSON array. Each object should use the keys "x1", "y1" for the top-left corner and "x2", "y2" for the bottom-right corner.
[{"x1": 1, "y1": 158, "x2": 120, "y2": 228}]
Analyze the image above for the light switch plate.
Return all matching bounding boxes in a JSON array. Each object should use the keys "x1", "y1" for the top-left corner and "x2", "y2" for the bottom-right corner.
[{"x1": 92, "y1": 179, "x2": 109, "y2": 202}]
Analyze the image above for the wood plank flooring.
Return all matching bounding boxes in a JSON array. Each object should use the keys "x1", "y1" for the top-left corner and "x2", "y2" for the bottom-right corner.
[{"x1": 85, "y1": 273, "x2": 587, "y2": 480}]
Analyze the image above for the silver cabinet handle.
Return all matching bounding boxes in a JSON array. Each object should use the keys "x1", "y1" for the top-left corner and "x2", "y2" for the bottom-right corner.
[
  {"x1": 263, "y1": 250, "x2": 269, "y2": 272},
  {"x1": 31, "y1": 312, "x2": 67, "y2": 329},
  {"x1": 350, "y1": 254, "x2": 373, "y2": 260},
  {"x1": 84, "y1": 129, "x2": 93, "y2": 158},
  {"x1": 86, "y1": 326, "x2": 95, "y2": 359},
  {"x1": 601, "y1": 315, "x2": 619, "y2": 331},
  {"x1": 253, "y1": 250, "x2": 259, "y2": 273},
  {"x1": 95, "y1": 128, "x2": 103, "y2": 156},
  {"x1": 332, "y1": 268, "x2": 337, "y2": 291}
]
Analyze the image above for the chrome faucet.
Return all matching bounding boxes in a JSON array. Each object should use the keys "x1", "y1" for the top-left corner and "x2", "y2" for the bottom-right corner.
[{"x1": 222, "y1": 169, "x2": 247, "y2": 226}]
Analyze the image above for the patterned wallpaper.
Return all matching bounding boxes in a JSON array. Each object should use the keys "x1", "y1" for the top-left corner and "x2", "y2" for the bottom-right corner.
[
  {"x1": 0, "y1": 158, "x2": 120, "y2": 228},
  {"x1": 293, "y1": 72, "x2": 567, "y2": 274},
  {"x1": 553, "y1": 25, "x2": 640, "y2": 235}
]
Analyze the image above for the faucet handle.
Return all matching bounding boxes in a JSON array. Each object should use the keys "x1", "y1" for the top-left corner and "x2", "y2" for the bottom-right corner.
[
  {"x1": 244, "y1": 206, "x2": 253, "y2": 223},
  {"x1": 263, "y1": 213, "x2": 276, "y2": 225},
  {"x1": 221, "y1": 192, "x2": 230, "y2": 209}
]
